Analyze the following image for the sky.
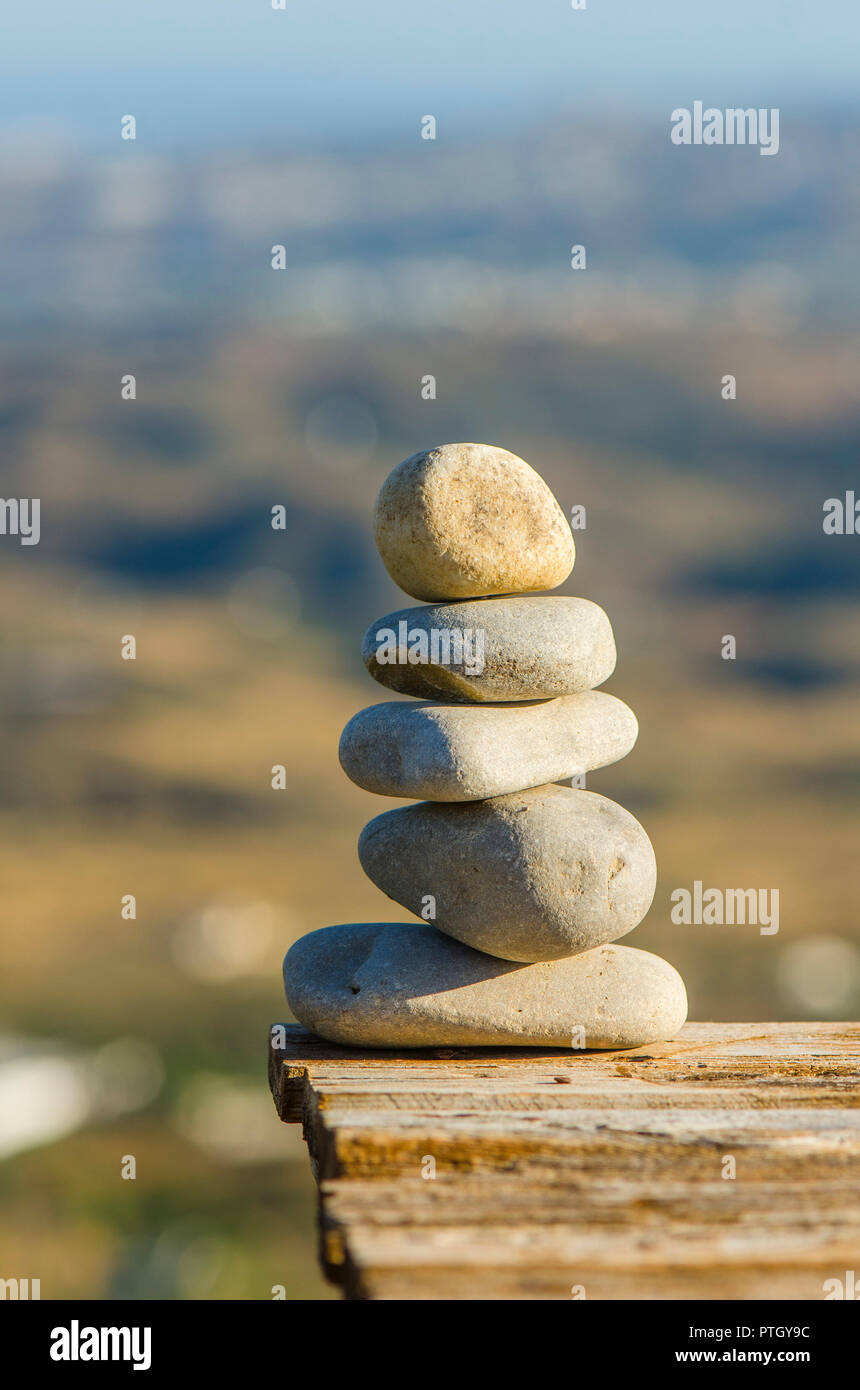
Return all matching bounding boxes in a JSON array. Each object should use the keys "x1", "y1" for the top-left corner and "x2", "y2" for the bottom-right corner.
[{"x1": 1, "y1": 1, "x2": 858, "y2": 152}]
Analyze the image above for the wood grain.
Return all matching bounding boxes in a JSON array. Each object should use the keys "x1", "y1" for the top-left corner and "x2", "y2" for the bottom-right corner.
[{"x1": 268, "y1": 1022, "x2": 860, "y2": 1300}]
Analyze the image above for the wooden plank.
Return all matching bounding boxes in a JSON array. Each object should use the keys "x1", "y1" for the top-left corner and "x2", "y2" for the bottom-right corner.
[{"x1": 269, "y1": 1022, "x2": 860, "y2": 1300}]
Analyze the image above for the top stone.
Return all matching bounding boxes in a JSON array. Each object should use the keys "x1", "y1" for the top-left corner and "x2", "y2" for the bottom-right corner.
[{"x1": 373, "y1": 443, "x2": 575, "y2": 601}]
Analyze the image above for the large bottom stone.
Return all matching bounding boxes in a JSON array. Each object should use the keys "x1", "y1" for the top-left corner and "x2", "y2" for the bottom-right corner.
[{"x1": 284, "y1": 922, "x2": 687, "y2": 1050}]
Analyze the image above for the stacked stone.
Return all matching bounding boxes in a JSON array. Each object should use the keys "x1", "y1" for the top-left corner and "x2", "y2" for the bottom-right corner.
[{"x1": 284, "y1": 444, "x2": 687, "y2": 1050}]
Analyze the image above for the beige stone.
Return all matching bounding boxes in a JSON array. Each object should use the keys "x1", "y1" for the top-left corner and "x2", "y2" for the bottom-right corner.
[
  {"x1": 358, "y1": 785, "x2": 656, "y2": 961},
  {"x1": 338, "y1": 690, "x2": 638, "y2": 801},
  {"x1": 362, "y1": 595, "x2": 615, "y2": 702},
  {"x1": 374, "y1": 443, "x2": 575, "y2": 600},
  {"x1": 284, "y1": 923, "x2": 688, "y2": 1049}
]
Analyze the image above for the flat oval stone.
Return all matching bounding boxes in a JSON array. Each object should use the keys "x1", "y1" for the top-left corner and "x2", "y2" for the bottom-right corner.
[
  {"x1": 374, "y1": 443, "x2": 575, "y2": 601},
  {"x1": 358, "y1": 785, "x2": 656, "y2": 962},
  {"x1": 284, "y1": 923, "x2": 687, "y2": 1049},
  {"x1": 338, "y1": 691, "x2": 637, "y2": 801},
  {"x1": 361, "y1": 596, "x2": 615, "y2": 703}
]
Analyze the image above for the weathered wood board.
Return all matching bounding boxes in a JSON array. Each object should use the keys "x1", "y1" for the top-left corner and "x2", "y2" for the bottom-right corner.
[{"x1": 269, "y1": 1022, "x2": 860, "y2": 1300}]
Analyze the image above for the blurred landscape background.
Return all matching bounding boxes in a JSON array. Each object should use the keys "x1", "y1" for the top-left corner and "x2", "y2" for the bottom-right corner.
[{"x1": 1, "y1": 1, "x2": 858, "y2": 1299}]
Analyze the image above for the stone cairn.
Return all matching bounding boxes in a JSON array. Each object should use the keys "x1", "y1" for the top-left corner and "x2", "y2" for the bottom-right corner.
[{"x1": 284, "y1": 443, "x2": 687, "y2": 1050}]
